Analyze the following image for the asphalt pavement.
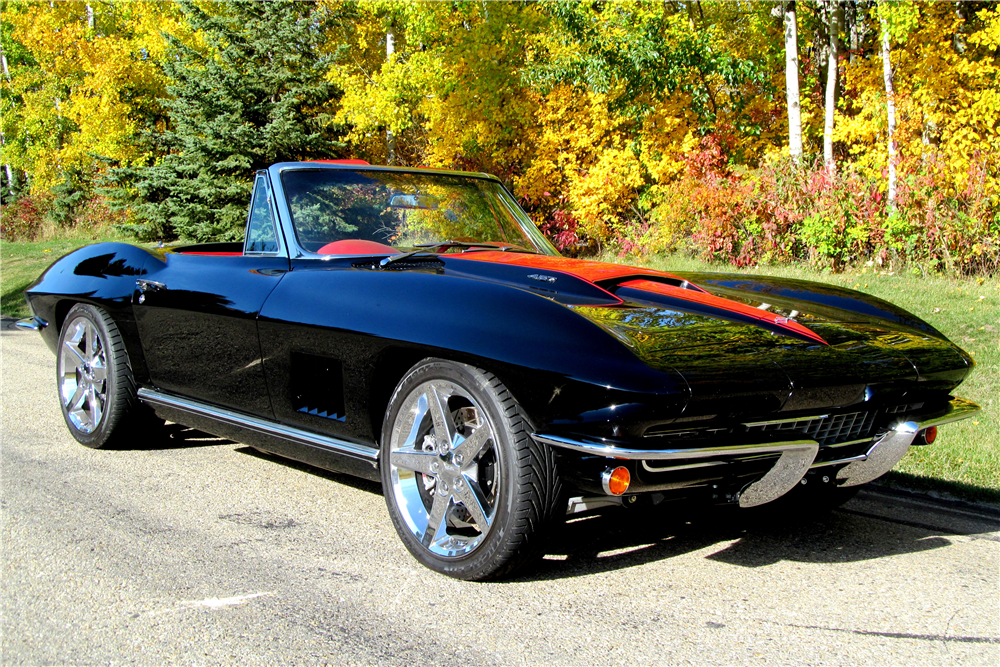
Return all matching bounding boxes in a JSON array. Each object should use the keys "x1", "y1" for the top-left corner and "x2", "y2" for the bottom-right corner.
[{"x1": 2, "y1": 321, "x2": 998, "y2": 665}]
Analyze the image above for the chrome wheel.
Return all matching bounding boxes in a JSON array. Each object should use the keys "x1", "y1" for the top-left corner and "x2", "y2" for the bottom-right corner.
[
  {"x1": 387, "y1": 379, "x2": 502, "y2": 559},
  {"x1": 382, "y1": 359, "x2": 564, "y2": 580},
  {"x1": 58, "y1": 315, "x2": 108, "y2": 434},
  {"x1": 55, "y1": 303, "x2": 161, "y2": 449}
]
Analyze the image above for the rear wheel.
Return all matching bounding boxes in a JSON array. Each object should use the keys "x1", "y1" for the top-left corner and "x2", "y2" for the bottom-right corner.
[
  {"x1": 381, "y1": 359, "x2": 563, "y2": 580},
  {"x1": 56, "y1": 304, "x2": 161, "y2": 448}
]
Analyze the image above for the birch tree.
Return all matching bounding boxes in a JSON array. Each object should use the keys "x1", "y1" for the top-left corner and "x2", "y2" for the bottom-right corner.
[
  {"x1": 782, "y1": 1, "x2": 803, "y2": 162},
  {"x1": 824, "y1": 0, "x2": 841, "y2": 174},
  {"x1": 880, "y1": 6, "x2": 898, "y2": 210}
]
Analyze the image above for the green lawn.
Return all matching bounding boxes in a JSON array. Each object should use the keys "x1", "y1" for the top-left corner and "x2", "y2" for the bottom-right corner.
[
  {"x1": 625, "y1": 252, "x2": 999, "y2": 503},
  {"x1": 3, "y1": 236, "x2": 996, "y2": 502}
]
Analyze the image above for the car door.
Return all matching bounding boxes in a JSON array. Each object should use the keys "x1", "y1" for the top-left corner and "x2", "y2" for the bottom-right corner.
[{"x1": 132, "y1": 171, "x2": 289, "y2": 417}]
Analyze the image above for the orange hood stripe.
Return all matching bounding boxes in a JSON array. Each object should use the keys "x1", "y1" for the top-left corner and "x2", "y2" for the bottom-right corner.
[{"x1": 452, "y1": 252, "x2": 827, "y2": 345}]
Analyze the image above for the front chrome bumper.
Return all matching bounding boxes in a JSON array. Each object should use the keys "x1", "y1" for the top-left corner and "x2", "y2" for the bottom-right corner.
[
  {"x1": 836, "y1": 397, "x2": 980, "y2": 487},
  {"x1": 532, "y1": 397, "x2": 980, "y2": 507},
  {"x1": 15, "y1": 316, "x2": 47, "y2": 331}
]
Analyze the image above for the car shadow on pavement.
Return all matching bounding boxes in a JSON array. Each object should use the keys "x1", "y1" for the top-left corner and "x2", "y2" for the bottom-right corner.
[
  {"x1": 117, "y1": 423, "x2": 237, "y2": 450},
  {"x1": 169, "y1": 433, "x2": 995, "y2": 581},
  {"x1": 234, "y1": 445, "x2": 383, "y2": 495},
  {"x1": 524, "y1": 500, "x2": 995, "y2": 581}
]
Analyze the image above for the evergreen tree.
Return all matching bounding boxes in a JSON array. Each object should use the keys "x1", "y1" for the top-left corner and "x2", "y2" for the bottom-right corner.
[{"x1": 109, "y1": 0, "x2": 345, "y2": 241}]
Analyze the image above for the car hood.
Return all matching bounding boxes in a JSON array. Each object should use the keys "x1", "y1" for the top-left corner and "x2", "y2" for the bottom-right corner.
[{"x1": 443, "y1": 252, "x2": 972, "y2": 417}]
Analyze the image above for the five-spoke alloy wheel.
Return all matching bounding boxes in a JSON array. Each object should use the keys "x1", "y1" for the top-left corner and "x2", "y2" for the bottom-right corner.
[{"x1": 382, "y1": 359, "x2": 562, "y2": 580}]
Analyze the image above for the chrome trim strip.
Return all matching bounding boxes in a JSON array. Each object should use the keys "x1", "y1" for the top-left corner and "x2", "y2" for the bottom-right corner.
[
  {"x1": 913, "y1": 397, "x2": 981, "y2": 430},
  {"x1": 14, "y1": 316, "x2": 47, "y2": 331},
  {"x1": 532, "y1": 432, "x2": 819, "y2": 507},
  {"x1": 137, "y1": 388, "x2": 378, "y2": 464},
  {"x1": 743, "y1": 414, "x2": 829, "y2": 427},
  {"x1": 810, "y1": 454, "x2": 869, "y2": 469},
  {"x1": 641, "y1": 460, "x2": 727, "y2": 473},
  {"x1": 531, "y1": 432, "x2": 818, "y2": 461},
  {"x1": 824, "y1": 437, "x2": 875, "y2": 448}
]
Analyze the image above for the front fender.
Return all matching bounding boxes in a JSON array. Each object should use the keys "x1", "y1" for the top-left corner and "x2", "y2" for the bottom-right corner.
[
  {"x1": 24, "y1": 242, "x2": 155, "y2": 380},
  {"x1": 257, "y1": 268, "x2": 691, "y2": 438}
]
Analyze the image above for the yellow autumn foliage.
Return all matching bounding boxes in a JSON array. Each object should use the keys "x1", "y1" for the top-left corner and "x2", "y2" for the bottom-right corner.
[
  {"x1": 836, "y1": 2, "x2": 1000, "y2": 199},
  {"x1": 5, "y1": 1, "x2": 186, "y2": 189}
]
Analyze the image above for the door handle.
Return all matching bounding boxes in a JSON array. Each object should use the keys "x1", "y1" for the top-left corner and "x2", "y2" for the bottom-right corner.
[
  {"x1": 136, "y1": 279, "x2": 166, "y2": 304},
  {"x1": 136, "y1": 279, "x2": 166, "y2": 292}
]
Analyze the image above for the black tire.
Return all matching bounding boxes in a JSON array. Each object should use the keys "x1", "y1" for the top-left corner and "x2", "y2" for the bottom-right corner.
[
  {"x1": 380, "y1": 358, "x2": 563, "y2": 581},
  {"x1": 56, "y1": 303, "x2": 162, "y2": 449}
]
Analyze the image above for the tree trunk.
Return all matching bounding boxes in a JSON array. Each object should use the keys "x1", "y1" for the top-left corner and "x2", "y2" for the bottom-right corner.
[
  {"x1": 880, "y1": 10, "x2": 897, "y2": 211},
  {"x1": 0, "y1": 46, "x2": 14, "y2": 196},
  {"x1": 848, "y1": 2, "x2": 859, "y2": 63},
  {"x1": 385, "y1": 30, "x2": 396, "y2": 166},
  {"x1": 824, "y1": 0, "x2": 840, "y2": 174},
  {"x1": 783, "y1": 2, "x2": 803, "y2": 162}
]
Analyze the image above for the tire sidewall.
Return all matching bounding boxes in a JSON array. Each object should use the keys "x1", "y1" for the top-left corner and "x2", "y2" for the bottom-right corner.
[{"x1": 380, "y1": 359, "x2": 521, "y2": 580}]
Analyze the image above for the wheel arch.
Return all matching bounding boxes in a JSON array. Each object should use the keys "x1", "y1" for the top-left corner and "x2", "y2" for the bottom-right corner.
[{"x1": 366, "y1": 346, "x2": 536, "y2": 450}]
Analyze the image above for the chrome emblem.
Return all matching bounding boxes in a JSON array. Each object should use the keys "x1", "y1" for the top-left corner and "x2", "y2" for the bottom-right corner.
[{"x1": 527, "y1": 274, "x2": 557, "y2": 283}]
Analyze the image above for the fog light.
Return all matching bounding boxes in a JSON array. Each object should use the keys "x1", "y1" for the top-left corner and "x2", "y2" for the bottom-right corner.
[
  {"x1": 920, "y1": 426, "x2": 938, "y2": 445},
  {"x1": 602, "y1": 466, "x2": 630, "y2": 496}
]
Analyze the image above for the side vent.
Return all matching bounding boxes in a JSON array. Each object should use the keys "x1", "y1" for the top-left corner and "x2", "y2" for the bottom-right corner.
[{"x1": 291, "y1": 353, "x2": 347, "y2": 422}]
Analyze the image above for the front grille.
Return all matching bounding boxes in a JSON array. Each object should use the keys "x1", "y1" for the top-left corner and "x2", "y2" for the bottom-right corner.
[
  {"x1": 746, "y1": 410, "x2": 879, "y2": 446},
  {"x1": 645, "y1": 403, "x2": 924, "y2": 446}
]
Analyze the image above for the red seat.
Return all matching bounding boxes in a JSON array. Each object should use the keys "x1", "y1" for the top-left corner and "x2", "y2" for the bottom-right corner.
[{"x1": 176, "y1": 251, "x2": 243, "y2": 256}]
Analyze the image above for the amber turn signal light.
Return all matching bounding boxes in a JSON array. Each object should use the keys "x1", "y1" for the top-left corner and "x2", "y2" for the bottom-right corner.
[
  {"x1": 601, "y1": 466, "x2": 631, "y2": 496},
  {"x1": 920, "y1": 426, "x2": 938, "y2": 445}
]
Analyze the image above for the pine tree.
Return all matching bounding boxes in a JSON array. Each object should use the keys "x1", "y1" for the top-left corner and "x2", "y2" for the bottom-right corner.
[{"x1": 109, "y1": 0, "x2": 345, "y2": 241}]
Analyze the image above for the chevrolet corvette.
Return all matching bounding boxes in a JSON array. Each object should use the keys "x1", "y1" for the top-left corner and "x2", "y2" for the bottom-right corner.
[{"x1": 19, "y1": 161, "x2": 979, "y2": 580}]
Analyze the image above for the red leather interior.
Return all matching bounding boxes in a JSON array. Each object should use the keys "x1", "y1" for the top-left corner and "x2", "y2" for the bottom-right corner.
[
  {"x1": 176, "y1": 251, "x2": 242, "y2": 256},
  {"x1": 317, "y1": 240, "x2": 396, "y2": 255},
  {"x1": 308, "y1": 159, "x2": 371, "y2": 165}
]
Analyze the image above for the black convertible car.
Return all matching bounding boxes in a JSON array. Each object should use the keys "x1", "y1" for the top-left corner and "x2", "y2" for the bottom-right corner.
[{"x1": 20, "y1": 161, "x2": 979, "y2": 580}]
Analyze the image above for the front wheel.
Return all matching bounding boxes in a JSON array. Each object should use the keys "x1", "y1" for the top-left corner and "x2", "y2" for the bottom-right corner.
[
  {"x1": 381, "y1": 359, "x2": 563, "y2": 580},
  {"x1": 56, "y1": 303, "x2": 161, "y2": 448}
]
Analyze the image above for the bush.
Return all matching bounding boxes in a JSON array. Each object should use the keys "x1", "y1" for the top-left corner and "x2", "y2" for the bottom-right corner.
[
  {"x1": 611, "y1": 139, "x2": 999, "y2": 276},
  {"x1": 0, "y1": 193, "x2": 53, "y2": 241},
  {"x1": 0, "y1": 192, "x2": 129, "y2": 242}
]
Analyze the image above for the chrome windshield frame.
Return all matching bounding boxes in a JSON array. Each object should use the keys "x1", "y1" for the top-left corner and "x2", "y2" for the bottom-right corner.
[{"x1": 266, "y1": 162, "x2": 560, "y2": 261}]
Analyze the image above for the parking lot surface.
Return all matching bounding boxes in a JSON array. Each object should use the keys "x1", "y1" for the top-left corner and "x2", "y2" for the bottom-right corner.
[{"x1": 3, "y1": 325, "x2": 998, "y2": 665}]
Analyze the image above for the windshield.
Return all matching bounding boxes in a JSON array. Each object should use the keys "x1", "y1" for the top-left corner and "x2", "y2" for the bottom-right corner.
[{"x1": 279, "y1": 169, "x2": 559, "y2": 256}]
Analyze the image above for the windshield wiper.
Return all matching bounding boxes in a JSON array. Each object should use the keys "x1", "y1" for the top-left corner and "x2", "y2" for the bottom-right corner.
[{"x1": 378, "y1": 241, "x2": 528, "y2": 268}]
